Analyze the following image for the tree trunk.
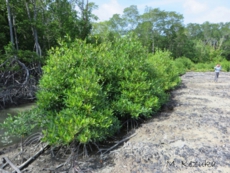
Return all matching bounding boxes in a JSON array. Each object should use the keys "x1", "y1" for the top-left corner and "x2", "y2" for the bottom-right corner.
[
  {"x1": 25, "y1": 0, "x2": 42, "y2": 57},
  {"x1": 6, "y1": 0, "x2": 14, "y2": 48},
  {"x1": 13, "y1": 15, "x2": 19, "y2": 50},
  {"x1": 32, "y1": 0, "x2": 42, "y2": 57}
]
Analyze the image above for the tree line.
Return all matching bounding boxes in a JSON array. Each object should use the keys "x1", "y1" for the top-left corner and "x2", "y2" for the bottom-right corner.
[
  {"x1": 92, "y1": 5, "x2": 230, "y2": 62},
  {"x1": 1, "y1": 2, "x2": 230, "y2": 61},
  {"x1": 1, "y1": 2, "x2": 230, "y2": 63}
]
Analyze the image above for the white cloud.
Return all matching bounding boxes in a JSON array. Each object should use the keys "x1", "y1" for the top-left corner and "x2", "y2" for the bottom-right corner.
[
  {"x1": 94, "y1": 0, "x2": 124, "y2": 21},
  {"x1": 196, "y1": 6, "x2": 230, "y2": 23},
  {"x1": 137, "y1": 0, "x2": 183, "y2": 11},
  {"x1": 139, "y1": 0, "x2": 181, "y2": 7},
  {"x1": 183, "y1": 0, "x2": 207, "y2": 14},
  {"x1": 92, "y1": 0, "x2": 230, "y2": 24}
]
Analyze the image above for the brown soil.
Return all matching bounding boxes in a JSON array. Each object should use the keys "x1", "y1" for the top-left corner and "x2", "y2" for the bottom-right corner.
[{"x1": 1, "y1": 72, "x2": 230, "y2": 173}]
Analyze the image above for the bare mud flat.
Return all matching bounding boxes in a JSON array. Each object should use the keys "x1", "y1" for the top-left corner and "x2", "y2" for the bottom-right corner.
[
  {"x1": 95, "y1": 72, "x2": 230, "y2": 173},
  {"x1": 1, "y1": 72, "x2": 230, "y2": 173}
]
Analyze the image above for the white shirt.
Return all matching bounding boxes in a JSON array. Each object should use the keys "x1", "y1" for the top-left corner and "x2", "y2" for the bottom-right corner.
[{"x1": 214, "y1": 66, "x2": 221, "y2": 72}]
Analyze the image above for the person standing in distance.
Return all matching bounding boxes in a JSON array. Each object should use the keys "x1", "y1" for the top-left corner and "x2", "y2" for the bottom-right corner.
[{"x1": 214, "y1": 64, "x2": 221, "y2": 82}]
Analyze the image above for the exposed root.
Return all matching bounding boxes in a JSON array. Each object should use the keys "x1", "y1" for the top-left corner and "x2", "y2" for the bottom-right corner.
[
  {"x1": 23, "y1": 132, "x2": 43, "y2": 146},
  {"x1": 0, "y1": 56, "x2": 41, "y2": 108},
  {"x1": 99, "y1": 132, "x2": 137, "y2": 157},
  {"x1": 0, "y1": 119, "x2": 138, "y2": 172},
  {"x1": 121, "y1": 118, "x2": 143, "y2": 133}
]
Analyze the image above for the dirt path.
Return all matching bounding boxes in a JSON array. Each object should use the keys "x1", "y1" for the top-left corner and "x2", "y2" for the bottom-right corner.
[
  {"x1": 1, "y1": 72, "x2": 230, "y2": 173},
  {"x1": 95, "y1": 72, "x2": 230, "y2": 173}
]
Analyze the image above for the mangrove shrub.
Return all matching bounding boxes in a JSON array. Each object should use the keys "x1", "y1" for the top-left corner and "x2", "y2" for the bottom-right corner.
[{"x1": 2, "y1": 34, "x2": 182, "y2": 146}]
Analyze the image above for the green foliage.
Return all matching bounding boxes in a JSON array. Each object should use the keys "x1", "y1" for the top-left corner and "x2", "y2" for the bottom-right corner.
[
  {"x1": 35, "y1": 34, "x2": 182, "y2": 145},
  {"x1": 217, "y1": 60, "x2": 230, "y2": 72},
  {"x1": 193, "y1": 63, "x2": 214, "y2": 72},
  {"x1": 2, "y1": 42, "x2": 41, "y2": 62},
  {"x1": 174, "y1": 57, "x2": 195, "y2": 74},
  {"x1": 37, "y1": 38, "x2": 121, "y2": 145},
  {"x1": 2, "y1": 34, "x2": 183, "y2": 146},
  {"x1": 17, "y1": 50, "x2": 41, "y2": 64},
  {"x1": 147, "y1": 50, "x2": 181, "y2": 91},
  {"x1": 97, "y1": 35, "x2": 167, "y2": 119},
  {"x1": 191, "y1": 58, "x2": 230, "y2": 72},
  {"x1": 0, "y1": 44, "x2": 42, "y2": 72},
  {"x1": 0, "y1": 44, "x2": 12, "y2": 64},
  {"x1": 3, "y1": 1, "x2": 230, "y2": 147},
  {"x1": 0, "y1": 108, "x2": 41, "y2": 137},
  {"x1": 1, "y1": 0, "x2": 95, "y2": 62}
]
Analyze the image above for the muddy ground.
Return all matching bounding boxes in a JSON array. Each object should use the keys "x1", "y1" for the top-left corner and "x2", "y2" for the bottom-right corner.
[{"x1": 1, "y1": 72, "x2": 230, "y2": 173}]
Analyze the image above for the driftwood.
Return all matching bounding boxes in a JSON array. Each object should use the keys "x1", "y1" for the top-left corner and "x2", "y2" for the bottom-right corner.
[
  {"x1": 0, "y1": 144, "x2": 49, "y2": 173},
  {"x1": 2, "y1": 157, "x2": 21, "y2": 173},
  {"x1": 16, "y1": 144, "x2": 49, "y2": 172},
  {"x1": 0, "y1": 162, "x2": 8, "y2": 169}
]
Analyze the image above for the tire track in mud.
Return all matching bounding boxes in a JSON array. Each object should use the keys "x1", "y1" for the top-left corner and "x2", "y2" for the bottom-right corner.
[{"x1": 96, "y1": 72, "x2": 230, "y2": 173}]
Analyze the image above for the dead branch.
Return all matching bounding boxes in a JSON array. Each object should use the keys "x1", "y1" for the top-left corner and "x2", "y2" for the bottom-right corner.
[
  {"x1": 2, "y1": 157, "x2": 21, "y2": 173},
  {"x1": 0, "y1": 162, "x2": 8, "y2": 169},
  {"x1": 12, "y1": 144, "x2": 49, "y2": 173},
  {"x1": 0, "y1": 143, "x2": 48, "y2": 173}
]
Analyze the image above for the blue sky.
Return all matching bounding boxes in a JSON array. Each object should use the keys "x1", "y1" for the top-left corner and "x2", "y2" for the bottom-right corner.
[{"x1": 92, "y1": 0, "x2": 230, "y2": 24}]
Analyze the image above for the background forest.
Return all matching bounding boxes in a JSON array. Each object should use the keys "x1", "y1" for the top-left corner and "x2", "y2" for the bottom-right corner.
[{"x1": 1, "y1": 1, "x2": 230, "y2": 146}]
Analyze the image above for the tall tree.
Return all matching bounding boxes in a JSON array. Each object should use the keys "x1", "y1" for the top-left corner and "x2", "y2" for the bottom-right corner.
[
  {"x1": 136, "y1": 7, "x2": 190, "y2": 57},
  {"x1": 122, "y1": 5, "x2": 139, "y2": 31},
  {"x1": 108, "y1": 14, "x2": 126, "y2": 35},
  {"x1": 25, "y1": 0, "x2": 42, "y2": 56},
  {"x1": 5, "y1": 0, "x2": 14, "y2": 48},
  {"x1": 0, "y1": 0, "x2": 9, "y2": 55}
]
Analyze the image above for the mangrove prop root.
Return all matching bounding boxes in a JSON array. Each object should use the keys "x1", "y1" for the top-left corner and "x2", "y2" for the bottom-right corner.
[
  {"x1": 100, "y1": 132, "x2": 137, "y2": 157},
  {"x1": 0, "y1": 56, "x2": 41, "y2": 108}
]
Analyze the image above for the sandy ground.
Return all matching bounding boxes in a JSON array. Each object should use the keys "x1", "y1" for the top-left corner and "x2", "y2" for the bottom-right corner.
[{"x1": 1, "y1": 72, "x2": 230, "y2": 173}]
